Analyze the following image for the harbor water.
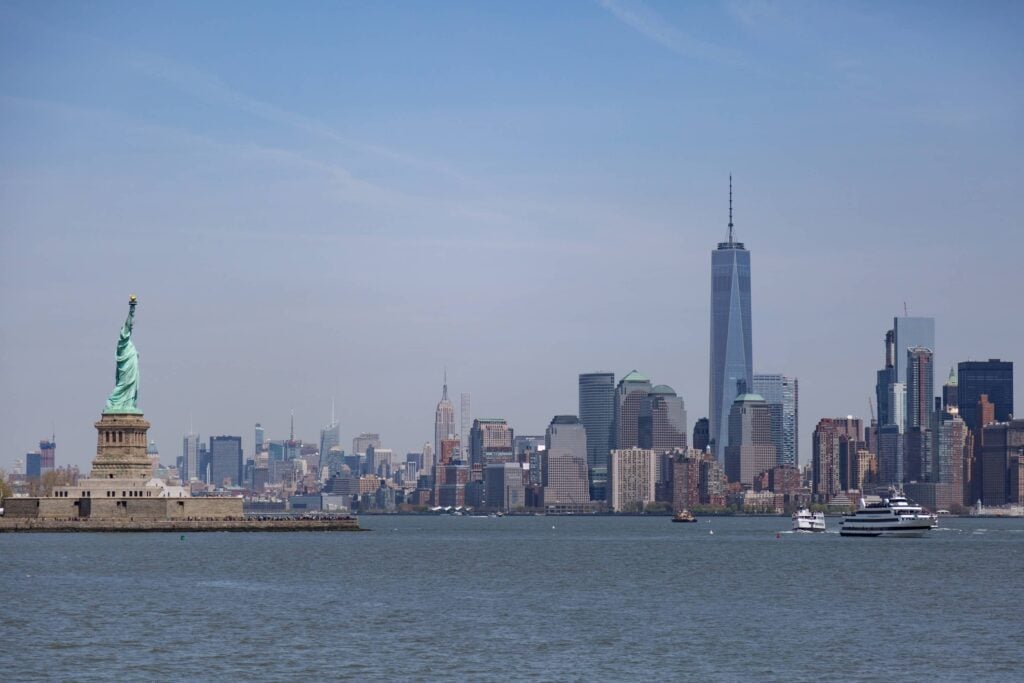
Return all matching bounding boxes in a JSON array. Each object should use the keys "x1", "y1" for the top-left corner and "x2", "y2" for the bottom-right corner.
[{"x1": 1, "y1": 515, "x2": 1021, "y2": 681}]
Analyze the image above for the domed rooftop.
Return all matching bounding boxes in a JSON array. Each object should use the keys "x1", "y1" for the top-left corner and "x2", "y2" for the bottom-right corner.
[
  {"x1": 621, "y1": 370, "x2": 650, "y2": 383},
  {"x1": 649, "y1": 384, "x2": 676, "y2": 396}
]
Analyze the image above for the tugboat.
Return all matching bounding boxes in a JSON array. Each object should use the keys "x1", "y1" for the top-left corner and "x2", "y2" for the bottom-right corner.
[
  {"x1": 791, "y1": 507, "x2": 826, "y2": 532},
  {"x1": 672, "y1": 510, "x2": 697, "y2": 523}
]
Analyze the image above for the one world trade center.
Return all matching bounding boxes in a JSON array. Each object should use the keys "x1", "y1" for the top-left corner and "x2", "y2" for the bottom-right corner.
[{"x1": 709, "y1": 177, "x2": 753, "y2": 461}]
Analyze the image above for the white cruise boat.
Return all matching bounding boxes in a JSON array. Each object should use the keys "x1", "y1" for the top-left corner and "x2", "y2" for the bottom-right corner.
[
  {"x1": 792, "y1": 508, "x2": 826, "y2": 532},
  {"x1": 839, "y1": 495, "x2": 936, "y2": 537}
]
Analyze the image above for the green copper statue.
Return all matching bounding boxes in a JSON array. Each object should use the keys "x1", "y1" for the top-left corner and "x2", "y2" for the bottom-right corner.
[{"x1": 105, "y1": 295, "x2": 142, "y2": 414}]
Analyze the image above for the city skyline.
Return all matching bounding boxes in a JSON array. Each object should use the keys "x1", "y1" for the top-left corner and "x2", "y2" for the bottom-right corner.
[{"x1": 2, "y1": 2, "x2": 1022, "y2": 471}]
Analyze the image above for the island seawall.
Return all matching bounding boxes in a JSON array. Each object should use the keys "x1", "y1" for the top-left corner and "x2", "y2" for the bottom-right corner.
[{"x1": 0, "y1": 517, "x2": 364, "y2": 533}]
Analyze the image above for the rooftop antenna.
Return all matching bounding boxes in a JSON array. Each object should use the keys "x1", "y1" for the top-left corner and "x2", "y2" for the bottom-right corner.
[
  {"x1": 903, "y1": 301, "x2": 908, "y2": 317},
  {"x1": 331, "y1": 397, "x2": 336, "y2": 426},
  {"x1": 728, "y1": 174, "x2": 734, "y2": 244},
  {"x1": 443, "y1": 367, "x2": 449, "y2": 400},
  {"x1": 290, "y1": 409, "x2": 295, "y2": 441}
]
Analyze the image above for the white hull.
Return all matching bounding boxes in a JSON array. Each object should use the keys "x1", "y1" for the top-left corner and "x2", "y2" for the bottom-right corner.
[
  {"x1": 839, "y1": 523, "x2": 932, "y2": 538},
  {"x1": 792, "y1": 509, "x2": 826, "y2": 532}
]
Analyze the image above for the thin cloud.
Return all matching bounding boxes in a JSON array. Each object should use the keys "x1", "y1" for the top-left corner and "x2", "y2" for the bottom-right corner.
[
  {"x1": 128, "y1": 54, "x2": 473, "y2": 186},
  {"x1": 596, "y1": 0, "x2": 750, "y2": 69}
]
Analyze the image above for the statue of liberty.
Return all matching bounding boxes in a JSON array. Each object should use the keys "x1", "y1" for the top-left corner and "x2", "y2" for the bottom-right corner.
[{"x1": 105, "y1": 295, "x2": 142, "y2": 413}]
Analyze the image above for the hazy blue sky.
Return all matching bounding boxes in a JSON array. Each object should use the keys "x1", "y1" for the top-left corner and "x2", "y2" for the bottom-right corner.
[{"x1": 2, "y1": 1, "x2": 1021, "y2": 471}]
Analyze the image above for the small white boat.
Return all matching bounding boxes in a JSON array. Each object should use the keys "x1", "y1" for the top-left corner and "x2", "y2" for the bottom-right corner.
[{"x1": 792, "y1": 508, "x2": 826, "y2": 532}]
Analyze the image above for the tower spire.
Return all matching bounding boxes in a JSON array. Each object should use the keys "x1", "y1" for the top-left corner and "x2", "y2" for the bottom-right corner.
[
  {"x1": 290, "y1": 410, "x2": 295, "y2": 441},
  {"x1": 442, "y1": 367, "x2": 449, "y2": 400},
  {"x1": 728, "y1": 173, "x2": 734, "y2": 244}
]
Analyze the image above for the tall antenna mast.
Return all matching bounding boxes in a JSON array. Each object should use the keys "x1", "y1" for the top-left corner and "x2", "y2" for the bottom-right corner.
[
  {"x1": 728, "y1": 174, "x2": 734, "y2": 244},
  {"x1": 290, "y1": 409, "x2": 295, "y2": 441}
]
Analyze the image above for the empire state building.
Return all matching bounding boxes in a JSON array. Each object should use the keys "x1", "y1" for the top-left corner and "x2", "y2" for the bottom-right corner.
[
  {"x1": 708, "y1": 177, "x2": 753, "y2": 461},
  {"x1": 434, "y1": 371, "x2": 456, "y2": 467}
]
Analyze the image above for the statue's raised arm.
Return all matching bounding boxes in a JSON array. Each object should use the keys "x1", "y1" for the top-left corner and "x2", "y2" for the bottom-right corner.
[{"x1": 105, "y1": 295, "x2": 142, "y2": 414}]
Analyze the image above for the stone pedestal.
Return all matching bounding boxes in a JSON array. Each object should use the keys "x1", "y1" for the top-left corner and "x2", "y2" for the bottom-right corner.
[{"x1": 91, "y1": 412, "x2": 153, "y2": 481}]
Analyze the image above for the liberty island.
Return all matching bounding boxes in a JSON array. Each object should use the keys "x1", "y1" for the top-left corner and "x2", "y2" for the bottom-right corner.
[{"x1": 0, "y1": 297, "x2": 359, "y2": 532}]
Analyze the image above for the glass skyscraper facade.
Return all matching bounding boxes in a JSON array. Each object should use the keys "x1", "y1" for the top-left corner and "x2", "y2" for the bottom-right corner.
[
  {"x1": 209, "y1": 435, "x2": 243, "y2": 487},
  {"x1": 709, "y1": 228, "x2": 752, "y2": 461},
  {"x1": 957, "y1": 359, "x2": 1014, "y2": 432},
  {"x1": 893, "y1": 316, "x2": 935, "y2": 386},
  {"x1": 578, "y1": 373, "x2": 615, "y2": 470},
  {"x1": 753, "y1": 374, "x2": 799, "y2": 467}
]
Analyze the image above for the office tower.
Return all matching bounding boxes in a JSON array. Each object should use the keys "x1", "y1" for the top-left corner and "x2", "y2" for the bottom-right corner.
[
  {"x1": 406, "y1": 452, "x2": 423, "y2": 471},
  {"x1": 942, "y1": 367, "x2": 958, "y2": 412},
  {"x1": 888, "y1": 383, "x2": 907, "y2": 434},
  {"x1": 980, "y1": 420, "x2": 1024, "y2": 505},
  {"x1": 906, "y1": 348, "x2": 934, "y2": 429},
  {"x1": 692, "y1": 418, "x2": 710, "y2": 451},
  {"x1": 608, "y1": 448, "x2": 657, "y2": 512},
  {"x1": 709, "y1": 178, "x2": 753, "y2": 461},
  {"x1": 699, "y1": 455, "x2": 726, "y2": 506},
  {"x1": 366, "y1": 445, "x2": 394, "y2": 478},
  {"x1": 579, "y1": 372, "x2": 615, "y2": 502},
  {"x1": 433, "y1": 460, "x2": 469, "y2": 507},
  {"x1": 724, "y1": 393, "x2": 775, "y2": 487},
  {"x1": 182, "y1": 431, "x2": 200, "y2": 481},
  {"x1": 753, "y1": 374, "x2": 799, "y2": 466},
  {"x1": 614, "y1": 371, "x2": 652, "y2": 449},
  {"x1": 543, "y1": 415, "x2": 589, "y2": 507},
  {"x1": 829, "y1": 417, "x2": 865, "y2": 492},
  {"x1": 485, "y1": 462, "x2": 526, "y2": 512},
  {"x1": 937, "y1": 413, "x2": 968, "y2": 507},
  {"x1": 812, "y1": 420, "x2": 842, "y2": 500},
  {"x1": 905, "y1": 347, "x2": 935, "y2": 481},
  {"x1": 470, "y1": 419, "x2": 514, "y2": 469},
  {"x1": 460, "y1": 393, "x2": 471, "y2": 462},
  {"x1": 893, "y1": 316, "x2": 935, "y2": 387},
  {"x1": 875, "y1": 330, "x2": 896, "y2": 427},
  {"x1": 209, "y1": 435, "x2": 243, "y2": 487},
  {"x1": 254, "y1": 423, "x2": 265, "y2": 454},
  {"x1": 638, "y1": 385, "x2": 688, "y2": 452},
  {"x1": 969, "y1": 396, "x2": 997, "y2": 503},
  {"x1": 546, "y1": 416, "x2": 585, "y2": 458},
  {"x1": 319, "y1": 404, "x2": 341, "y2": 475},
  {"x1": 352, "y1": 433, "x2": 381, "y2": 456},
  {"x1": 25, "y1": 451, "x2": 41, "y2": 478},
  {"x1": 434, "y1": 372, "x2": 456, "y2": 468},
  {"x1": 877, "y1": 424, "x2": 904, "y2": 486},
  {"x1": 1011, "y1": 455, "x2": 1024, "y2": 506},
  {"x1": 957, "y1": 360, "x2": 1014, "y2": 432},
  {"x1": 198, "y1": 443, "x2": 210, "y2": 483},
  {"x1": 514, "y1": 435, "x2": 545, "y2": 456},
  {"x1": 579, "y1": 372, "x2": 615, "y2": 467},
  {"x1": 39, "y1": 438, "x2": 56, "y2": 474},
  {"x1": 671, "y1": 450, "x2": 704, "y2": 512},
  {"x1": 439, "y1": 438, "x2": 460, "y2": 464}
]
